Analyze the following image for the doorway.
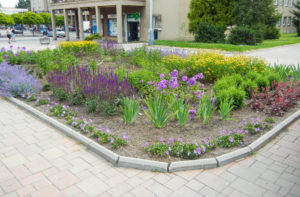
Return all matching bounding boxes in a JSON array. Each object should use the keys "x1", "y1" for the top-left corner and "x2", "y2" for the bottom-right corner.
[{"x1": 128, "y1": 22, "x2": 139, "y2": 42}]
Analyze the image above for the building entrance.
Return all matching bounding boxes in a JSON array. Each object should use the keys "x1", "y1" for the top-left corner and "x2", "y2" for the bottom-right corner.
[{"x1": 128, "y1": 22, "x2": 139, "y2": 42}]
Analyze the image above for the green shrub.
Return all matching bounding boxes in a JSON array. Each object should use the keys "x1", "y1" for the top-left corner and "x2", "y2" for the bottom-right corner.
[
  {"x1": 255, "y1": 76, "x2": 269, "y2": 91},
  {"x1": 241, "y1": 79, "x2": 257, "y2": 97},
  {"x1": 245, "y1": 71, "x2": 260, "y2": 81},
  {"x1": 213, "y1": 74, "x2": 243, "y2": 94},
  {"x1": 194, "y1": 22, "x2": 225, "y2": 43},
  {"x1": 85, "y1": 97, "x2": 99, "y2": 113},
  {"x1": 264, "y1": 26, "x2": 280, "y2": 40},
  {"x1": 229, "y1": 26, "x2": 257, "y2": 45},
  {"x1": 52, "y1": 88, "x2": 68, "y2": 101},
  {"x1": 85, "y1": 33, "x2": 102, "y2": 41},
  {"x1": 128, "y1": 70, "x2": 157, "y2": 93},
  {"x1": 101, "y1": 100, "x2": 118, "y2": 116},
  {"x1": 266, "y1": 71, "x2": 281, "y2": 88},
  {"x1": 219, "y1": 98, "x2": 234, "y2": 120},
  {"x1": 172, "y1": 93, "x2": 189, "y2": 127},
  {"x1": 68, "y1": 91, "x2": 85, "y2": 105},
  {"x1": 120, "y1": 96, "x2": 140, "y2": 124},
  {"x1": 42, "y1": 83, "x2": 51, "y2": 91},
  {"x1": 35, "y1": 99, "x2": 50, "y2": 106},
  {"x1": 216, "y1": 87, "x2": 245, "y2": 109}
]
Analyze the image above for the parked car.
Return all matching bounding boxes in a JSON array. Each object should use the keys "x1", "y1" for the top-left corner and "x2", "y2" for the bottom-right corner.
[
  {"x1": 48, "y1": 28, "x2": 65, "y2": 37},
  {"x1": 68, "y1": 26, "x2": 75, "y2": 31}
]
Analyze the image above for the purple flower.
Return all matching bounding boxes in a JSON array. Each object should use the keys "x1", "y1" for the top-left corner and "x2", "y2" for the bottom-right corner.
[
  {"x1": 148, "y1": 81, "x2": 153, "y2": 85},
  {"x1": 97, "y1": 137, "x2": 101, "y2": 142},
  {"x1": 9, "y1": 45, "x2": 13, "y2": 49},
  {"x1": 229, "y1": 137, "x2": 234, "y2": 143},
  {"x1": 110, "y1": 138, "x2": 114, "y2": 143},
  {"x1": 169, "y1": 137, "x2": 174, "y2": 143},
  {"x1": 255, "y1": 127, "x2": 260, "y2": 132},
  {"x1": 160, "y1": 138, "x2": 165, "y2": 142},
  {"x1": 171, "y1": 70, "x2": 178, "y2": 77},
  {"x1": 182, "y1": 76, "x2": 188, "y2": 81},
  {"x1": 140, "y1": 80, "x2": 143, "y2": 83},
  {"x1": 123, "y1": 133, "x2": 129, "y2": 140},
  {"x1": 195, "y1": 148, "x2": 201, "y2": 155},
  {"x1": 165, "y1": 150, "x2": 169, "y2": 155},
  {"x1": 187, "y1": 78, "x2": 196, "y2": 86},
  {"x1": 22, "y1": 46, "x2": 26, "y2": 51},
  {"x1": 160, "y1": 74, "x2": 165, "y2": 79},
  {"x1": 201, "y1": 145, "x2": 206, "y2": 153},
  {"x1": 4, "y1": 54, "x2": 8, "y2": 59},
  {"x1": 1, "y1": 48, "x2": 5, "y2": 52},
  {"x1": 178, "y1": 138, "x2": 183, "y2": 142},
  {"x1": 194, "y1": 73, "x2": 204, "y2": 79}
]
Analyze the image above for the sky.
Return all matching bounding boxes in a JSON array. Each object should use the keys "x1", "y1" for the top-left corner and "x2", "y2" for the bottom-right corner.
[{"x1": 0, "y1": 0, "x2": 19, "y2": 8}]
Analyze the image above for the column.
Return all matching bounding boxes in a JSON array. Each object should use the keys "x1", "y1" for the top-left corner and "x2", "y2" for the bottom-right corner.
[
  {"x1": 75, "y1": 10, "x2": 79, "y2": 39},
  {"x1": 64, "y1": 9, "x2": 70, "y2": 41},
  {"x1": 78, "y1": 7, "x2": 84, "y2": 40},
  {"x1": 116, "y1": 3, "x2": 123, "y2": 43},
  {"x1": 95, "y1": 6, "x2": 101, "y2": 35},
  {"x1": 51, "y1": 9, "x2": 57, "y2": 40}
]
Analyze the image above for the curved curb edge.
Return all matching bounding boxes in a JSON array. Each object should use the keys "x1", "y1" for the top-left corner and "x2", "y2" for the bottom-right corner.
[{"x1": 6, "y1": 97, "x2": 300, "y2": 173}]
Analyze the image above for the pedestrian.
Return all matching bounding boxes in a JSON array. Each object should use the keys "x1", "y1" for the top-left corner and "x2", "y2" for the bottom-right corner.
[
  {"x1": 11, "y1": 28, "x2": 16, "y2": 42},
  {"x1": 6, "y1": 28, "x2": 12, "y2": 44}
]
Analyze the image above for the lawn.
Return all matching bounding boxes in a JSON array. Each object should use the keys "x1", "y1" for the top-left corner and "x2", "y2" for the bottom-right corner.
[{"x1": 154, "y1": 33, "x2": 300, "y2": 52}]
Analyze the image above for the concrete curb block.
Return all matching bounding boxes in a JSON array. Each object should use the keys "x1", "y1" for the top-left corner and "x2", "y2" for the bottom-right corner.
[
  {"x1": 248, "y1": 110, "x2": 300, "y2": 152},
  {"x1": 118, "y1": 156, "x2": 168, "y2": 172},
  {"x1": 216, "y1": 147, "x2": 252, "y2": 167},
  {"x1": 7, "y1": 97, "x2": 300, "y2": 172},
  {"x1": 169, "y1": 158, "x2": 217, "y2": 172}
]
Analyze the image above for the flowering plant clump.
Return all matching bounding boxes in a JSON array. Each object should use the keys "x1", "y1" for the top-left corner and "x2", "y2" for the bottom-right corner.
[
  {"x1": 218, "y1": 130, "x2": 245, "y2": 148},
  {"x1": 0, "y1": 62, "x2": 41, "y2": 97},
  {"x1": 47, "y1": 103, "x2": 77, "y2": 118},
  {"x1": 0, "y1": 46, "x2": 36, "y2": 65},
  {"x1": 240, "y1": 118, "x2": 270, "y2": 135},
  {"x1": 144, "y1": 137, "x2": 217, "y2": 159},
  {"x1": 59, "y1": 41, "x2": 100, "y2": 55},
  {"x1": 92, "y1": 129, "x2": 128, "y2": 149},
  {"x1": 162, "y1": 51, "x2": 267, "y2": 81},
  {"x1": 47, "y1": 66, "x2": 136, "y2": 100}
]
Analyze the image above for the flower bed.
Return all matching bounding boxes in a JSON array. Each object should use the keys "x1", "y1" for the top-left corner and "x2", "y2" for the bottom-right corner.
[{"x1": 1, "y1": 43, "x2": 299, "y2": 163}]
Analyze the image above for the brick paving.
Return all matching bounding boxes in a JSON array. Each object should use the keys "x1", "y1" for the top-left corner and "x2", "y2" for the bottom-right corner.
[{"x1": 0, "y1": 97, "x2": 299, "y2": 197}]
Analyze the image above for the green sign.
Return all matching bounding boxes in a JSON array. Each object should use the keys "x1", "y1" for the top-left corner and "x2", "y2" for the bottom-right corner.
[{"x1": 128, "y1": 12, "x2": 140, "y2": 21}]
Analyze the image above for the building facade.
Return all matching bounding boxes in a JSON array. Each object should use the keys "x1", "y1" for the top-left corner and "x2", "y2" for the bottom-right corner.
[
  {"x1": 48, "y1": 0, "x2": 193, "y2": 43},
  {"x1": 274, "y1": 0, "x2": 298, "y2": 33},
  {"x1": 31, "y1": 0, "x2": 50, "y2": 13},
  {"x1": 0, "y1": 7, "x2": 28, "y2": 15}
]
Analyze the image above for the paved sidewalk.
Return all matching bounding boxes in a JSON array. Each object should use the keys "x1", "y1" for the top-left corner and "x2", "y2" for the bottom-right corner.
[{"x1": 0, "y1": 97, "x2": 299, "y2": 197}]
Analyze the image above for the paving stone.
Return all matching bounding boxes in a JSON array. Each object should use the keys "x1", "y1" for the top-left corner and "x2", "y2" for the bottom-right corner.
[
  {"x1": 0, "y1": 178, "x2": 22, "y2": 193},
  {"x1": 230, "y1": 190, "x2": 248, "y2": 197},
  {"x1": 231, "y1": 178, "x2": 266, "y2": 197},
  {"x1": 263, "y1": 191, "x2": 282, "y2": 197},
  {"x1": 61, "y1": 185, "x2": 88, "y2": 197},
  {"x1": 152, "y1": 173, "x2": 172, "y2": 184},
  {"x1": 165, "y1": 176, "x2": 188, "y2": 191},
  {"x1": 107, "y1": 182, "x2": 132, "y2": 197},
  {"x1": 77, "y1": 177, "x2": 110, "y2": 197},
  {"x1": 31, "y1": 185, "x2": 63, "y2": 197},
  {"x1": 255, "y1": 178, "x2": 281, "y2": 192},
  {"x1": 48, "y1": 171, "x2": 79, "y2": 190},
  {"x1": 290, "y1": 184, "x2": 300, "y2": 196},
  {"x1": 228, "y1": 163, "x2": 260, "y2": 182},
  {"x1": 195, "y1": 171, "x2": 229, "y2": 192},
  {"x1": 16, "y1": 185, "x2": 36, "y2": 196},
  {"x1": 41, "y1": 147, "x2": 64, "y2": 160},
  {"x1": 25, "y1": 157, "x2": 52, "y2": 174},
  {"x1": 199, "y1": 186, "x2": 218, "y2": 197},
  {"x1": 169, "y1": 186, "x2": 201, "y2": 197},
  {"x1": 185, "y1": 179, "x2": 205, "y2": 192},
  {"x1": 260, "y1": 170, "x2": 281, "y2": 183},
  {"x1": 2, "y1": 154, "x2": 28, "y2": 168},
  {"x1": 147, "y1": 182, "x2": 172, "y2": 197},
  {"x1": 130, "y1": 185, "x2": 156, "y2": 197}
]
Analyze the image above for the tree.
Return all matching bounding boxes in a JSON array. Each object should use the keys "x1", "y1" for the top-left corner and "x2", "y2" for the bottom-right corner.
[
  {"x1": 55, "y1": 15, "x2": 64, "y2": 26},
  {"x1": 21, "y1": 11, "x2": 44, "y2": 26},
  {"x1": 39, "y1": 13, "x2": 51, "y2": 25},
  {"x1": 188, "y1": 0, "x2": 237, "y2": 33},
  {"x1": 11, "y1": 13, "x2": 23, "y2": 24},
  {"x1": 0, "y1": 13, "x2": 14, "y2": 25},
  {"x1": 291, "y1": 0, "x2": 300, "y2": 36},
  {"x1": 15, "y1": 0, "x2": 31, "y2": 10},
  {"x1": 233, "y1": 0, "x2": 281, "y2": 39}
]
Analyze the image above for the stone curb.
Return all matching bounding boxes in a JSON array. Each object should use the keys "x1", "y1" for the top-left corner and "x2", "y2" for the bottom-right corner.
[
  {"x1": 118, "y1": 156, "x2": 168, "y2": 172},
  {"x1": 248, "y1": 110, "x2": 300, "y2": 153},
  {"x1": 7, "y1": 97, "x2": 300, "y2": 172},
  {"x1": 169, "y1": 158, "x2": 217, "y2": 172}
]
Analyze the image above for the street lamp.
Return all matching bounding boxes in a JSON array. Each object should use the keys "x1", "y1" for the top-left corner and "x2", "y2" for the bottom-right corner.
[{"x1": 148, "y1": 0, "x2": 154, "y2": 45}]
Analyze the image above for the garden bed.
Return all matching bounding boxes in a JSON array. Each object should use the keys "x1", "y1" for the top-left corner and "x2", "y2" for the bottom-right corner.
[{"x1": 21, "y1": 87, "x2": 300, "y2": 163}]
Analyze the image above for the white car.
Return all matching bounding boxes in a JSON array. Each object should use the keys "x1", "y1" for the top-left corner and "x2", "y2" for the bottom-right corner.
[{"x1": 48, "y1": 28, "x2": 65, "y2": 37}]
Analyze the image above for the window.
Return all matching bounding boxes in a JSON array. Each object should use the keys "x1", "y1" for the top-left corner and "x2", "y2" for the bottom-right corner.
[
  {"x1": 278, "y1": 19, "x2": 281, "y2": 27},
  {"x1": 153, "y1": 15, "x2": 162, "y2": 29},
  {"x1": 288, "y1": 16, "x2": 291, "y2": 26},
  {"x1": 290, "y1": 0, "x2": 293, "y2": 7},
  {"x1": 280, "y1": 0, "x2": 284, "y2": 6},
  {"x1": 285, "y1": 0, "x2": 289, "y2": 6},
  {"x1": 283, "y1": 16, "x2": 287, "y2": 26},
  {"x1": 274, "y1": 0, "x2": 278, "y2": 5}
]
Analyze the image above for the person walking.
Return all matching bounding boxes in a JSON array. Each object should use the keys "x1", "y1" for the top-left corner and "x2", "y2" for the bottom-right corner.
[
  {"x1": 11, "y1": 28, "x2": 16, "y2": 42},
  {"x1": 6, "y1": 28, "x2": 12, "y2": 44}
]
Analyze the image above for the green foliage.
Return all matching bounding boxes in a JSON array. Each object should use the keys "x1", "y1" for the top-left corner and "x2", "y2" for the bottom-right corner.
[
  {"x1": 85, "y1": 97, "x2": 99, "y2": 113},
  {"x1": 21, "y1": 11, "x2": 44, "y2": 25},
  {"x1": 42, "y1": 83, "x2": 51, "y2": 92},
  {"x1": 68, "y1": 91, "x2": 85, "y2": 106},
  {"x1": 128, "y1": 70, "x2": 157, "y2": 93},
  {"x1": 188, "y1": 0, "x2": 237, "y2": 33},
  {"x1": 215, "y1": 87, "x2": 245, "y2": 109},
  {"x1": 229, "y1": 26, "x2": 257, "y2": 45},
  {"x1": 52, "y1": 88, "x2": 68, "y2": 101},
  {"x1": 194, "y1": 22, "x2": 225, "y2": 43},
  {"x1": 15, "y1": 0, "x2": 30, "y2": 9},
  {"x1": 26, "y1": 95, "x2": 37, "y2": 102},
  {"x1": 101, "y1": 100, "x2": 118, "y2": 116},
  {"x1": 0, "y1": 13, "x2": 14, "y2": 25},
  {"x1": 218, "y1": 133, "x2": 244, "y2": 148},
  {"x1": 241, "y1": 79, "x2": 257, "y2": 97},
  {"x1": 245, "y1": 71, "x2": 260, "y2": 81},
  {"x1": 85, "y1": 33, "x2": 102, "y2": 41},
  {"x1": 243, "y1": 122, "x2": 264, "y2": 135},
  {"x1": 55, "y1": 15, "x2": 64, "y2": 26},
  {"x1": 120, "y1": 96, "x2": 140, "y2": 124},
  {"x1": 291, "y1": 0, "x2": 300, "y2": 36},
  {"x1": 88, "y1": 59, "x2": 97, "y2": 70},
  {"x1": 39, "y1": 13, "x2": 51, "y2": 25},
  {"x1": 233, "y1": 0, "x2": 281, "y2": 40},
  {"x1": 92, "y1": 131, "x2": 128, "y2": 149},
  {"x1": 48, "y1": 104, "x2": 75, "y2": 118},
  {"x1": 197, "y1": 93, "x2": 217, "y2": 124},
  {"x1": 172, "y1": 94, "x2": 190, "y2": 127},
  {"x1": 11, "y1": 13, "x2": 23, "y2": 24},
  {"x1": 219, "y1": 98, "x2": 234, "y2": 120},
  {"x1": 264, "y1": 26, "x2": 280, "y2": 40},
  {"x1": 265, "y1": 117, "x2": 275, "y2": 123},
  {"x1": 290, "y1": 64, "x2": 300, "y2": 81},
  {"x1": 35, "y1": 99, "x2": 50, "y2": 106},
  {"x1": 255, "y1": 76, "x2": 269, "y2": 91},
  {"x1": 143, "y1": 94, "x2": 178, "y2": 128},
  {"x1": 266, "y1": 71, "x2": 281, "y2": 88}
]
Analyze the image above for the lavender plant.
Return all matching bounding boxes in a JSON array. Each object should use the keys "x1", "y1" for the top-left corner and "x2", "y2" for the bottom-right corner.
[
  {"x1": 120, "y1": 96, "x2": 140, "y2": 124},
  {"x1": 0, "y1": 62, "x2": 41, "y2": 97},
  {"x1": 218, "y1": 130, "x2": 245, "y2": 148}
]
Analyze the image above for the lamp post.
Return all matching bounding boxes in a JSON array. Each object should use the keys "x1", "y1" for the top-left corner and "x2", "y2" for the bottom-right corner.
[{"x1": 148, "y1": 0, "x2": 154, "y2": 45}]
